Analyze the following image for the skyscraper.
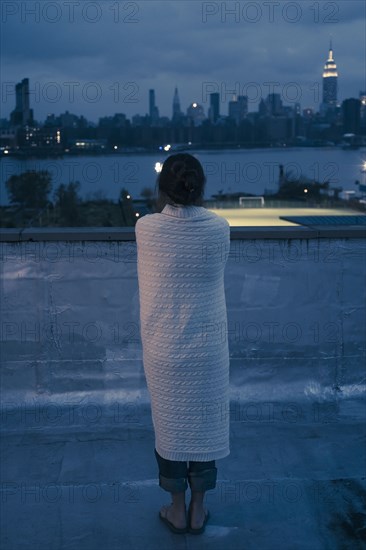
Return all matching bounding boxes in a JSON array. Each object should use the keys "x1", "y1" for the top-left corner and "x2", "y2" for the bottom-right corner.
[
  {"x1": 209, "y1": 93, "x2": 220, "y2": 123},
  {"x1": 265, "y1": 93, "x2": 283, "y2": 116},
  {"x1": 186, "y1": 102, "x2": 205, "y2": 127},
  {"x1": 149, "y1": 89, "x2": 155, "y2": 118},
  {"x1": 342, "y1": 98, "x2": 361, "y2": 134},
  {"x1": 10, "y1": 78, "x2": 34, "y2": 126},
  {"x1": 172, "y1": 87, "x2": 182, "y2": 122},
  {"x1": 228, "y1": 95, "x2": 248, "y2": 124},
  {"x1": 149, "y1": 89, "x2": 159, "y2": 124},
  {"x1": 322, "y1": 41, "x2": 338, "y2": 109}
]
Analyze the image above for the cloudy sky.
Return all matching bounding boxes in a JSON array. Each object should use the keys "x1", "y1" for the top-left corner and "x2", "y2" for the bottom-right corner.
[{"x1": 1, "y1": 0, "x2": 365, "y2": 123}]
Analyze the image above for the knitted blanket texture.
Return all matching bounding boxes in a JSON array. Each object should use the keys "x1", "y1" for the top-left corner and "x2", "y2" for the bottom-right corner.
[{"x1": 135, "y1": 203, "x2": 230, "y2": 461}]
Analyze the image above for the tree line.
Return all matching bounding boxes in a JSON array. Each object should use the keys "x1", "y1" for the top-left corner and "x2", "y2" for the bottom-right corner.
[{"x1": 1, "y1": 170, "x2": 155, "y2": 228}]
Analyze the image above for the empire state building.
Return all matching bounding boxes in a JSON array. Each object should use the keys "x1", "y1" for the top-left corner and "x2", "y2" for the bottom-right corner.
[{"x1": 322, "y1": 41, "x2": 338, "y2": 109}]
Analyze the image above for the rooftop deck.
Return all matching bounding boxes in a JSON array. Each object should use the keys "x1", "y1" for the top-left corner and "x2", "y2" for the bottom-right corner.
[{"x1": 1, "y1": 225, "x2": 365, "y2": 549}]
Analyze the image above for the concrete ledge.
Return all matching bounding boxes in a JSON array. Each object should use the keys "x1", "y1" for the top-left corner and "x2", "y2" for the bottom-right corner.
[
  {"x1": 1, "y1": 225, "x2": 365, "y2": 242},
  {"x1": 0, "y1": 227, "x2": 135, "y2": 242}
]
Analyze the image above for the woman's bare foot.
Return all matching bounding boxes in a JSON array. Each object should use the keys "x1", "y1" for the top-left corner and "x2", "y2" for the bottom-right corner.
[
  {"x1": 159, "y1": 503, "x2": 187, "y2": 530},
  {"x1": 189, "y1": 502, "x2": 208, "y2": 530}
]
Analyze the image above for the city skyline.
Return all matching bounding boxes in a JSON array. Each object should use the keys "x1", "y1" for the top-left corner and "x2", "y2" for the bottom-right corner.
[
  {"x1": 1, "y1": 1, "x2": 365, "y2": 123},
  {"x1": 3, "y1": 49, "x2": 364, "y2": 129},
  {"x1": 4, "y1": 47, "x2": 364, "y2": 129}
]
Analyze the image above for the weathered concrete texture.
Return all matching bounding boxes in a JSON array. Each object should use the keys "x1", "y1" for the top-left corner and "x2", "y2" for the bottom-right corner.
[
  {"x1": 1, "y1": 419, "x2": 365, "y2": 549},
  {"x1": 1, "y1": 236, "x2": 366, "y2": 549}
]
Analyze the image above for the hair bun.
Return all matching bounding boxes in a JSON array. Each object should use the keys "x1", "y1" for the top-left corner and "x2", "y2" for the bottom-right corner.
[
  {"x1": 184, "y1": 180, "x2": 195, "y2": 192},
  {"x1": 171, "y1": 161, "x2": 186, "y2": 179},
  {"x1": 170, "y1": 161, "x2": 198, "y2": 193},
  {"x1": 158, "y1": 153, "x2": 206, "y2": 206},
  {"x1": 182, "y1": 168, "x2": 198, "y2": 192}
]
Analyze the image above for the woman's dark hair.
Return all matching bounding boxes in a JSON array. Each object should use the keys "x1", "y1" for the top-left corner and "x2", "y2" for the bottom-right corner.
[{"x1": 155, "y1": 153, "x2": 206, "y2": 210}]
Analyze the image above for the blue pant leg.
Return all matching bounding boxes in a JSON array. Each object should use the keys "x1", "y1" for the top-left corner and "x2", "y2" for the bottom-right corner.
[{"x1": 154, "y1": 448, "x2": 188, "y2": 493}]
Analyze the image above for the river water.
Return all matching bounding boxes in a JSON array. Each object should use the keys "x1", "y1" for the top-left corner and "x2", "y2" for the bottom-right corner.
[{"x1": 1, "y1": 147, "x2": 365, "y2": 205}]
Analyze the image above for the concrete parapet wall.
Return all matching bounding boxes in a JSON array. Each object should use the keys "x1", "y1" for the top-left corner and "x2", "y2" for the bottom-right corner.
[{"x1": 1, "y1": 231, "x2": 365, "y2": 433}]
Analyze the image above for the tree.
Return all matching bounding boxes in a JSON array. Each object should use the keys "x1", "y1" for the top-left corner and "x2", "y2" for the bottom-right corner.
[
  {"x1": 141, "y1": 186, "x2": 155, "y2": 211},
  {"x1": 54, "y1": 181, "x2": 82, "y2": 225},
  {"x1": 119, "y1": 188, "x2": 136, "y2": 226},
  {"x1": 6, "y1": 170, "x2": 52, "y2": 209}
]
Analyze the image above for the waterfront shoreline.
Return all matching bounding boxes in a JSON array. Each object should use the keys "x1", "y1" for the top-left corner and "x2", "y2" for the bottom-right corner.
[{"x1": 2, "y1": 143, "x2": 366, "y2": 161}]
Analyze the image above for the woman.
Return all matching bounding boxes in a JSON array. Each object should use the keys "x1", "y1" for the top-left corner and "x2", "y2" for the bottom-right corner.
[{"x1": 135, "y1": 153, "x2": 230, "y2": 535}]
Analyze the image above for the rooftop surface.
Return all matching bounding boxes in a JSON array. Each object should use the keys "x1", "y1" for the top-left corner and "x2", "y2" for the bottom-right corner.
[
  {"x1": 2, "y1": 398, "x2": 365, "y2": 550},
  {"x1": 1, "y1": 229, "x2": 365, "y2": 550}
]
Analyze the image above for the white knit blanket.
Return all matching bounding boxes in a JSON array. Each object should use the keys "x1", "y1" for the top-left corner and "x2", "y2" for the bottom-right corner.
[{"x1": 135, "y1": 203, "x2": 230, "y2": 461}]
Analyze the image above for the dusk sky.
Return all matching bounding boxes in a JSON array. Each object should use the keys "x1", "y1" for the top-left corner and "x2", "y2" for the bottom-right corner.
[{"x1": 1, "y1": 0, "x2": 365, "y2": 123}]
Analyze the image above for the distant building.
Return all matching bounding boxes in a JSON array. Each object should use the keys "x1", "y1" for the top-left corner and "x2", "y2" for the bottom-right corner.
[
  {"x1": 16, "y1": 126, "x2": 62, "y2": 149},
  {"x1": 321, "y1": 41, "x2": 338, "y2": 113},
  {"x1": 60, "y1": 111, "x2": 79, "y2": 128},
  {"x1": 172, "y1": 87, "x2": 182, "y2": 122},
  {"x1": 149, "y1": 89, "x2": 155, "y2": 118},
  {"x1": 186, "y1": 102, "x2": 205, "y2": 127},
  {"x1": 228, "y1": 95, "x2": 248, "y2": 125},
  {"x1": 342, "y1": 98, "x2": 361, "y2": 135},
  {"x1": 209, "y1": 93, "x2": 220, "y2": 123},
  {"x1": 10, "y1": 78, "x2": 34, "y2": 127},
  {"x1": 132, "y1": 114, "x2": 150, "y2": 127},
  {"x1": 69, "y1": 138, "x2": 107, "y2": 151},
  {"x1": 0, "y1": 126, "x2": 17, "y2": 148},
  {"x1": 99, "y1": 113, "x2": 128, "y2": 128},
  {"x1": 294, "y1": 103, "x2": 301, "y2": 116},
  {"x1": 258, "y1": 99, "x2": 268, "y2": 117},
  {"x1": 149, "y1": 89, "x2": 159, "y2": 125},
  {"x1": 265, "y1": 93, "x2": 283, "y2": 116},
  {"x1": 228, "y1": 99, "x2": 240, "y2": 124},
  {"x1": 303, "y1": 108, "x2": 314, "y2": 119}
]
